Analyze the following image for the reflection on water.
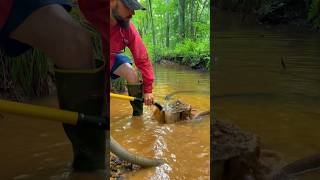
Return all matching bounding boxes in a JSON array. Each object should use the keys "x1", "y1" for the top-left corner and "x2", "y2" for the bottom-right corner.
[
  {"x1": 213, "y1": 10, "x2": 320, "y2": 179},
  {"x1": 0, "y1": 97, "x2": 107, "y2": 180},
  {"x1": 111, "y1": 64, "x2": 210, "y2": 179},
  {"x1": 0, "y1": 96, "x2": 73, "y2": 179}
]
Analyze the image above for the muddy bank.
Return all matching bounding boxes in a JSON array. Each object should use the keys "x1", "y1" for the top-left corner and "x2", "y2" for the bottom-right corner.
[
  {"x1": 156, "y1": 58, "x2": 209, "y2": 71},
  {"x1": 213, "y1": 1, "x2": 319, "y2": 31},
  {"x1": 212, "y1": 120, "x2": 287, "y2": 180}
]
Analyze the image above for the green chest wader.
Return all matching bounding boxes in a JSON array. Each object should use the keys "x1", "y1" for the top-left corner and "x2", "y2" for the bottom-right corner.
[{"x1": 55, "y1": 60, "x2": 106, "y2": 172}]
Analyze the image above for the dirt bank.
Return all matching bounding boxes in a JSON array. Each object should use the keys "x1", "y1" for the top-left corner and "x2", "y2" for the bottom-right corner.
[{"x1": 212, "y1": 120, "x2": 287, "y2": 180}]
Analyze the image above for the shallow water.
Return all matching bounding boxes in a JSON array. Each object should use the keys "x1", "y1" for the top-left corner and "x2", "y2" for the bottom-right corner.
[
  {"x1": 0, "y1": 96, "x2": 73, "y2": 179},
  {"x1": 0, "y1": 63, "x2": 209, "y2": 179},
  {"x1": 111, "y1": 64, "x2": 210, "y2": 179},
  {"x1": 213, "y1": 10, "x2": 320, "y2": 179}
]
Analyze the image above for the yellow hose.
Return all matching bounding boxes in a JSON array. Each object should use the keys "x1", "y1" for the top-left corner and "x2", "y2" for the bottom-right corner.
[
  {"x1": 0, "y1": 99, "x2": 78, "y2": 125},
  {"x1": 0, "y1": 99, "x2": 163, "y2": 166},
  {"x1": 110, "y1": 93, "x2": 137, "y2": 101}
]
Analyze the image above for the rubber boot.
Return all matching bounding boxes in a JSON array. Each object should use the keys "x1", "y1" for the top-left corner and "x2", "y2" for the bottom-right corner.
[
  {"x1": 54, "y1": 60, "x2": 106, "y2": 173},
  {"x1": 127, "y1": 83, "x2": 143, "y2": 116}
]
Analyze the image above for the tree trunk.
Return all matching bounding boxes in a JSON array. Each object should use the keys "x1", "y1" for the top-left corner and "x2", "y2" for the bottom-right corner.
[
  {"x1": 149, "y1": 0, "x2": 156, "y2": 54},
  {"x1": 166, "y1": 0, "x2": 170, "y2": 48},
  {"x1": 190, "y1": 0, "x2": 196, "y2": 41},
  {"x1": 145, "y1": 0, "x2": 149, "y2": 34},
  {"x1": 178, "y1": 0, "x2": 186, "y2": 39}
]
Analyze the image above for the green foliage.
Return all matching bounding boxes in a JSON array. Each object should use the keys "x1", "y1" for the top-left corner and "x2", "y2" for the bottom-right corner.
[
  {"x1": 160, "y1": 38, "x2": 210, "y2": 69},
  {"x1": 258, "y1": 0, "x2": 288, "y2": 16},
  {"x1": 131, "y1": 0, "x2": 210, "y2": 70},
  {"x1": 215, "y1": 0, "x2": 262, "y2": 11},
  {"x1": 111, "y1": 77, "x2": 127, "y2": 93},
  {"x1": 173, "y1": 39, "x2": 208, "y2": 57},
  {"x1": 192, "y1": 21, "x2": 210, "y2": 39},
  {"x1": 0, "y1": 49, "x2": 52, "y2": 100},
  {"x1": 215, "y1": 0, "x2": 320, "y2": 28},
  {"x1": 10, "y1": 50, "x2": 50, "y2": 97},
  {"x1": 308, "y1": 0, "x2": 320, "y2": 28}
]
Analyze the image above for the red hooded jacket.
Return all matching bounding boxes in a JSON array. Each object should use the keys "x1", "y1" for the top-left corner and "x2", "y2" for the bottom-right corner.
[{"x1": 110, "y1": 22, "x2": 154, "y2": 93}]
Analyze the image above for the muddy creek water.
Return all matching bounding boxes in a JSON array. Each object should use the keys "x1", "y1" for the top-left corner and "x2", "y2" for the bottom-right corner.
[
  {"x1": 111, "y1": 64, "x2": 210, "y2": 179},
  {"x1": 213, "y1": 10, "x2": 320, "y2": 179},
  {"x1": 0, "y1": 64, "x2": 210, "y2": 179},
  {"x1": 0, "y1": 97, "x2": 73, "y2": 179}
]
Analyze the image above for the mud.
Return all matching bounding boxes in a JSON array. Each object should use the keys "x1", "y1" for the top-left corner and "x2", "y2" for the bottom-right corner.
[
  {"x1": 212, "y1": 120, "x2": 287, "y2": 180},
  {"x1": 156, "y1": 59, "x2": 209, "y2": 71},
  {"x1": 110, "y1": 153, "x2": 140, "y2": 179}
]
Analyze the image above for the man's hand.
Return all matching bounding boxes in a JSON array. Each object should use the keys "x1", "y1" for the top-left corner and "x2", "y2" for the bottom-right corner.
[{"x1": 144, "y1": 93, "x2": 154, "y2": 106}]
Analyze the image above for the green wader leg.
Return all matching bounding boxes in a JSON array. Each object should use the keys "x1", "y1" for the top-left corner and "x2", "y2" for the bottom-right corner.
[
  {"x1": 55, "y1": 60, "x2": 106, "y2": 172},
  {"x1": 127, "y1": 83, "x2": 143, "y2": 116}
]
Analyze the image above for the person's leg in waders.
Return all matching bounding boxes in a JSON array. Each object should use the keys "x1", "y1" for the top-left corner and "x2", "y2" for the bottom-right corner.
[
  {"x1": 0, "y1": 1, "x2": 106, "y2": 178},
  {"x1": 111, "y1": 54, "x2": 143, "y2": 116}
]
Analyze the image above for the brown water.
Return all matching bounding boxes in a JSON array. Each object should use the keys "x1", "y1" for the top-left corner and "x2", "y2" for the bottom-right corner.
[
  {"x1": 111, "y1": 64, "x2": 210, "y2": 179},
  {"x1": 213, "y1": 10, "x2": 320, "y2": 179},
  {"x1": 0, "y1": 96, "x2": 73, "y2": 179},
  {"x1": 0, "y1": 64, "x2": 209, "y2": 179}
]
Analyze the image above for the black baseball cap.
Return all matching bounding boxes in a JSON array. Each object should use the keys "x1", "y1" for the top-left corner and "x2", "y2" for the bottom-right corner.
[{"x1": 121, "y1": 0, "x2": 146, "y2": 10}]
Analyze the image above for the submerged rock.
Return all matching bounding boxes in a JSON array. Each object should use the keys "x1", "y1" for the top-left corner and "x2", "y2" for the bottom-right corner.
[{"x1": 110, "y1": 153, "x2": 140, "y2": 179}]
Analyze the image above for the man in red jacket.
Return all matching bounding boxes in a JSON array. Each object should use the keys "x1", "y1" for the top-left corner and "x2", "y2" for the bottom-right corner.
[
  {"x1": 0, "y1": 0, "x2": 106, "y2": 178},
  {"x1": 110, "y1": 0, "x2": 155, "y2": 116}
]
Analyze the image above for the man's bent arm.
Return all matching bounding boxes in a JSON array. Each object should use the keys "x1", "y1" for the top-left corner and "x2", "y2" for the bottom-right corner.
[{"x1": 127, "y1": 23, "x2": 154, "y2": 93}]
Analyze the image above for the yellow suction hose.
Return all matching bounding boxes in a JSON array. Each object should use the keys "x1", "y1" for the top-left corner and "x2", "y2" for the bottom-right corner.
[
  {"x1": 0, "y1": 99, "x2": 107, "y2": 129},
  {"x1": 0, "y1": 99, "x2": 164, "y2": 167},
  {"x1": 110, "y1": 92, "x2": 141, "y2": 101},
  {"x1": 110, "y1": 93, "x2": 163, "y2": 110}
]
